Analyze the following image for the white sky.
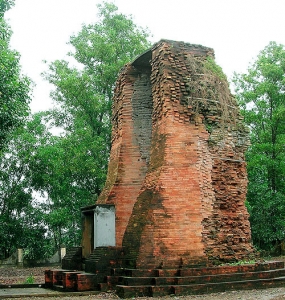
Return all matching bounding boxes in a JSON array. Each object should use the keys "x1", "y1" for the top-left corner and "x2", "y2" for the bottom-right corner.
[{"x1": 5, "y1": 0, "x2": 285, "y2": 113}]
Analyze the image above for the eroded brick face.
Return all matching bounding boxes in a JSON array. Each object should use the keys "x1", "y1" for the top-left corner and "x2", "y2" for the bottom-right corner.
[{"x1": 97, "y1": 40, "x2": 255, "y2": 268}]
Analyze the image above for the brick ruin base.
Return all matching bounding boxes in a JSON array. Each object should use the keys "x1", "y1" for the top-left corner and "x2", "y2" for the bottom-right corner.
[{"x1": 94, "y1": 40, "x2": 256, "y2": 268}]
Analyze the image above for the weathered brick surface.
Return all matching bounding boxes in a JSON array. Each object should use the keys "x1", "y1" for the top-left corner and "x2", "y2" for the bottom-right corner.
[
  {"x1": 63, "y1": 271, "x2": 81, "y2": 291},
  {"x1": 98, "y1": 39, "x2": 255, "y2": 268},
  {"x1": 76, "y1": 273, "x2": 97, "y2": 291},
  {"x1": 113, "y1": 261, "x2": 285, "y2": 298},
  {"x1": 96, "y1": 66, "x2": 151, "y2": 248}
]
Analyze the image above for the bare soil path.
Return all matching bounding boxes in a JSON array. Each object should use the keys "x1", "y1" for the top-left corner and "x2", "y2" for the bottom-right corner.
[
  {"x1": 0, "y1": 265, "x2": 55, "y2": 285},
  {"x1": 2, "y1": 289, "x2": 285, "y2": 300}
]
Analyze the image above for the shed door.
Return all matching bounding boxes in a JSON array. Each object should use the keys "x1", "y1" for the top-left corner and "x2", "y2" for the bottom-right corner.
[{"x1": 94, "y1": 205, "x2": 115, "y2": 248}]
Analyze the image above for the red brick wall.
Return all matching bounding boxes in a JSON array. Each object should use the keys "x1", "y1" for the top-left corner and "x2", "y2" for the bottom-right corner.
[
  {"x1": 98, "y1": 40, "x2": 255, "y2": 267},
  {"x1": 96, "y1": 65, "x2": 152, "y2": 247}
]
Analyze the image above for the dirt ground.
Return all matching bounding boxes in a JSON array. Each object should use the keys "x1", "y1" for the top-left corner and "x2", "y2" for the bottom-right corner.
[
  {"x1": 2, "y1": 263, "x2": 285, "y2": 299},
  {"x1": 0, "y1": 265, "x2": 49, "y2": 285}
]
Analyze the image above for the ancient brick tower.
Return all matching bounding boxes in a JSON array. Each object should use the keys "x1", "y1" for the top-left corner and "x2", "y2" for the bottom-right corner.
[{"x1": 83, "y1": 40, "x2": 255, "y2": 269}]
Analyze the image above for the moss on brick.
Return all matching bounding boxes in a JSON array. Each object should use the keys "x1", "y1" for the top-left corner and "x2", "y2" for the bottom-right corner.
[
  {"x1": 122, "y1": 189, "x2": 164, "y2": 264},
  {"x1": 149, "y1": 131, "x2": 166, "y2": 171}
]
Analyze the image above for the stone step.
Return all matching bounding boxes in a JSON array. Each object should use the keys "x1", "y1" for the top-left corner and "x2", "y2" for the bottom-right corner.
[
  {"x1": 62, "y1": 247, "x2": 82, "y2": 258},
  {"x1": 62, "y1": 271, "x2": 82, "y2": 291},
  {"x1": 62, "y1": 247, "x2": 82, "y2": 270},
  {"x1": 179, "y1": 261, "x2": 284, "y2": 277},
  {"x1": 46, "y1": 261, "x2": 285, "y2": 295},
  {"x1": 110, "y1": 268, "x2": 128, "y2": 276},
  {"x1": 51, "y1": 285, "x2": 65, "y2": 292},
  {"x1": 45, "y1": 269, "x2": 99, "y2": 292},
  {"x1": 120, "y1": 276, "x2": 154, "y2": 286},
  {"x1": 77, "y1": 273, "x2": 98, "y2": 291},
  {"x1": 159, "y1": 268, "x2": 285, "y2": 285},
  {"x1": 116, "y1": 285, "x2": 151, "y2": 298},
  {"x1": 152, "y1": 276, "x2": 176, "y2": 285},
  {"x1": 116, "y1": 268, "x2": 285, "y2": 286},
  {"x1": 106, "y1": 275, "x2": 120, "y2": 286},
  {"x1": 111, "y1": 261, "x2": 284, "y2": 279},
  {"x1": 98, "y1": 282, "x2": 109, "y2": 292},
  {"x1": 85, "y1": 246, "x2": 125, "y2": 274},
  {"x1": 156, "y1": 269, "x2": 180, "y2": 277},
  {"x1": 171, "y1": 276, "x2": 285, "y2": 296},
  {"x1": 116, "y1": 276, "x2": 285, "y2": 298},
  {"x1": 123, "y1": 268, "x2": 158, "y2": 277},
  {"x1": 45, "y1": 269, "x2": 67, "y2": 287}
]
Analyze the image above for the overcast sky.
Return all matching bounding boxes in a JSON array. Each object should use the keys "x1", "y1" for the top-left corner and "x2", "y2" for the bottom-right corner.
[{"x1": 5, "y1": 0, "x2": 285, "y2": 112}]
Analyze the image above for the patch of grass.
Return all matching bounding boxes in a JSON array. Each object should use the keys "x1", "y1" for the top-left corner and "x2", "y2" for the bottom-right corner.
[
  {"x1": 221, "y1": 259, "x2": 256, "y2": 266},
  {"x1": 203, "y1": 56, "x2": 227, "y2": 81},
  {"x1": 24, "y1": 274, "x2": 35, "y2": 284}
]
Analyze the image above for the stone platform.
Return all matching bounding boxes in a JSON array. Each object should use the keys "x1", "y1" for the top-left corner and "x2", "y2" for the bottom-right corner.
[{"x1": 45, "y1": 261, "x2": 285, "y2": 298}]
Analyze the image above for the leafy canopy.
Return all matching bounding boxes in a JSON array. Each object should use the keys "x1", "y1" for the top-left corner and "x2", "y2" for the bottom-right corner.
[
  {"x1": 38, "y1": 1, "x2": 151, "y2": 249},
  {"x1": 0, "y1": 0, "x2": 14, "y2": 16},
  {"x1": 0, "y1": 113, "x2": 52, "y2": 259},
  {"x1": 0, "y1": 1, "x2": 151, "y2": 257},
  {"x1": 0, "y1": 0, "x2": 33, "y2": 258},
  {"x1": 0, "y1": 0, "x2": 31, "y2": 151},
  {"x1": 233, "y1": 41, "x2": 285, "y2": 251}
]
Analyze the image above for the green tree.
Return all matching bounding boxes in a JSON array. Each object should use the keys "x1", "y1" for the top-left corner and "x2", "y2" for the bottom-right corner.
[
  {"x1": 0, "y1": 0, "x2": 14, "y2": 16},
  {"x1": 0, "y1": 0, "x2": 31, "y2": 151},
  {"x1": 43, "y1": 1, "x2": 150, "y2": 195},
  {"x1": 29, "y1": 125, "x2": 95, "y2": 250},
  {"x1": 0, "y1": 0, "x2": 151, "y2": 258},
  {"x1": 0, "y1": 113, "x2": 52, "y2": 258},
  {"x1": 0, "y1": 0, "x2": 33, "y2": 258},
  {"x1": 40, "y1": 1, "x2": 151, "y2": 249},
  {"x1": 233, "y1": 41, "x2": 285, "y2": 251}
]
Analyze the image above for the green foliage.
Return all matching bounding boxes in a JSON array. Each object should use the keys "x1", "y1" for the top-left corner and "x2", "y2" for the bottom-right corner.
[
  {"x1": 0, "y1": 4, "x2": 32, "y2": 257},
  {"x1": 221, "y1": 259, "x2": 256, "y2": 266},
  {"x1": 0, "y1": 113, "x2": 52, "y2": 259},
  {"x1": 233, "y1": 41, "x2": 285, "y2": 251},
  {"x1": 0, "y1": 1, "x2": 151, "y2": 257},
  {"x1": 0, "y1": 4, "x2": 31, "y2": 151},
  {"x1": 38, "y1": 2, "x2": 151, "y2": 250},
  {"x1": 204, "y1": 56, "x2": 227, "y2": 81},
  {"x1": 0, "y1": 0, "x2": 14, "y2": 16},
  {"x1": 24, "y1": 274, "x2": 35, "y2": 284}
]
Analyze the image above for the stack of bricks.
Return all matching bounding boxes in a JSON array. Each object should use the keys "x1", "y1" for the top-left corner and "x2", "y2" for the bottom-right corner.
[{"x1": 97, "y1": 39, "x2": 255, "y2": 268}]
